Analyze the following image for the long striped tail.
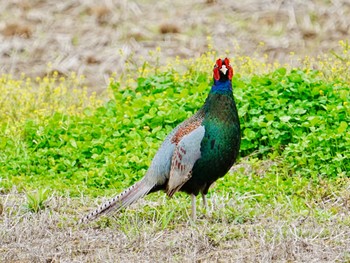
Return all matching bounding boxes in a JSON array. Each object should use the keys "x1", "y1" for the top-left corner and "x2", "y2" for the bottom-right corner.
[{"x1": 78, "y1": 179, "x2": 153, "y2": 224}]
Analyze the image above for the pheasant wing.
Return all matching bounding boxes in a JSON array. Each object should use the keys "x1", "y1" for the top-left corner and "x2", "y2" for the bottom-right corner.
[{"x1": 166, "y1": 125, "x2": 205, "y2": 197}]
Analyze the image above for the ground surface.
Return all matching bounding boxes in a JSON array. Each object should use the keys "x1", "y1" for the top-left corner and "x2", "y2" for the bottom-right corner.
[
  {"x1": 2, "y1": 179, "x2": 350, "y2": 263},
  {"x1": 1, "y1": 1, "x2": 350, "y2": 262},
  {"x1": 1, "y1": 0, "x2": 349, "y2": 90},
  {"x1": 2, "y1": 161, "x2": 350, "y2": 262}
]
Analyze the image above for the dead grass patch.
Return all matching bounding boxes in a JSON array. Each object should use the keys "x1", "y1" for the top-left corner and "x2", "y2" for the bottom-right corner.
[
  {"x1": 1, "y1": 0, "x2": 349, "y2": 89},
  {"x1": 1, "y1": 188, "x2": 350, "y2": 262},
  {"x1": 1, "y1": 23, "x2": 32, "y2": 38}
]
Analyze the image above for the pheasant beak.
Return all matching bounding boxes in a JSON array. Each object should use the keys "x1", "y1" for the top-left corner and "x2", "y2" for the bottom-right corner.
[{"x1": 220, "y1": 65, "x2": 228, "y2": 75}]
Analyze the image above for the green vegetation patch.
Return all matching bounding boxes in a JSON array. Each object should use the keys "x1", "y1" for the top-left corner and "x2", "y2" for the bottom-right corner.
[{"x1": 0, "y1": 50, "x2": 349, "y2": 198}]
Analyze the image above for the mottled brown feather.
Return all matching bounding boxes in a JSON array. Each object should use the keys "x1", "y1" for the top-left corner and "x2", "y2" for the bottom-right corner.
[{"x1": 171, "y1": 109, "x2": 204, "y2": 144}]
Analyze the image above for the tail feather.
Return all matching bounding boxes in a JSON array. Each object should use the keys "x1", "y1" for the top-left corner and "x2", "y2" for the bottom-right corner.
[{"x1": 79, "y1": 179, "x2": 153, "y2": 224}]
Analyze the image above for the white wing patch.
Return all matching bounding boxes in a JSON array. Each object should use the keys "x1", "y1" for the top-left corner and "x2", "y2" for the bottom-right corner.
[{"x1": 166, "y1": 125, "x2": 205, "y2": 197}]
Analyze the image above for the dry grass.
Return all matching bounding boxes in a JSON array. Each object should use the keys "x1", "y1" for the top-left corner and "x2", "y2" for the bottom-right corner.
[
  {"x1": 0, "y1": 0, "x2": 349, "y2": 90},
  {"x1": 1, "y1": 186, "x2": 350, "y2": 262}
]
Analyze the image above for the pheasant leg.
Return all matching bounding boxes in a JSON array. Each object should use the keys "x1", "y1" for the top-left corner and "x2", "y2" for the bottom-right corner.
[
  {"x1": 201, "y1": 193, "x2": 208, "y2": 211},
  {"x1": 191, "y1": 194, "x2": 196, "y2": 221}
]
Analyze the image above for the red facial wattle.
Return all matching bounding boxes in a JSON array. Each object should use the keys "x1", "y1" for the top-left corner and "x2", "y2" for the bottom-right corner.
[
  {"x1": 216, "y1": 58, "x2": 223, "y2": 68},
  {"x1": 224, "y1": 58, "x2": 230, "y2": 67},
  {"x1": 227, "y1": 64, "x2": 234, "y2": 80},
  {"x1": 213, "y1": 67, "x2": 220, "y2": 80}
]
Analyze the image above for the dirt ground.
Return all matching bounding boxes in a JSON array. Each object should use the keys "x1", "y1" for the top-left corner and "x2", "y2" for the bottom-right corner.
[{"x1": 1, "y1": 0, "x2": 350, "y2": 91}]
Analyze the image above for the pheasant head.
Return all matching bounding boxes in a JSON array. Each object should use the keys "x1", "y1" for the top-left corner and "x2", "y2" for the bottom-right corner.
[{"x1": 213, "y1": 58, "x2": 234, "y2": 82}]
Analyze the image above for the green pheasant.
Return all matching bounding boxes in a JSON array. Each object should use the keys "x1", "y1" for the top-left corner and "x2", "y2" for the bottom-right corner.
[{"x1": 79, "y1": 58, "x2": 241, "y2": 223}]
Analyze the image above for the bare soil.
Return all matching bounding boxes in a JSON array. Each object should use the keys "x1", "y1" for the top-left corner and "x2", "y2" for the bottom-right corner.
[{"x1": 1, "y1": 0, "x2": 350, "y2": 90}]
